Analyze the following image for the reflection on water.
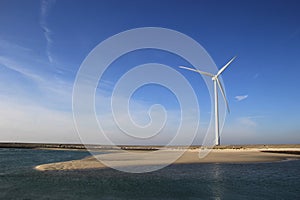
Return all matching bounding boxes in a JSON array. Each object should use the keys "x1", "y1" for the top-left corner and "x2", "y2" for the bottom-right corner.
[
  {"x1": 211, "y1": 164, "x2": 223, "y2": 200},
  {"x1": 0, "y1": 148, "x2": 300, "y2": 199}
]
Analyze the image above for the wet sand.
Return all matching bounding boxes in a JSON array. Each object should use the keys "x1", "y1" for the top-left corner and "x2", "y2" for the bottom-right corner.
[{"x1": 35, "y1": 148, "x2": 300, "y2": 171}]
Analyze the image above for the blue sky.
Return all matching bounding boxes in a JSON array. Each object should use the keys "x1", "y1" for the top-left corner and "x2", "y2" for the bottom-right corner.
[{"x1": 0, "y1": 0, "x2": 299, "y2": 144}]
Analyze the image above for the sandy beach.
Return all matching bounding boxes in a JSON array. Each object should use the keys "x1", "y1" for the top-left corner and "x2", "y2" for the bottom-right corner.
[{"x1": 35, "y1": 148, "x2": 300, "y2": 171}]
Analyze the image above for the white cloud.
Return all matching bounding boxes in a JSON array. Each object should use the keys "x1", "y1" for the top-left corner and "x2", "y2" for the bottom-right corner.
[
  {"x1": 94, "y1": 93, "x2": 201, "y2": 145},
  {"x1": 0, "y1": 99, "x2": 79, "y2": 143},
  {"x1": 237, "y1": 117, "x2": 257, "y2": 127},
  {"x1": 221, "y1": 116, "x2": 259, "y2": 144},
  {"x1": 0, "y1": 54, "x2": 73, "y2": 111},
  {"x1": 0, "y1": 53, "x2": 228, "y2": 145},
  {"x1": 0, "y1": 90, "x2": 202, "y2": 145},
  {"x1": 0, "y1": 56, "x2": 44, "y2": 82},
  {"x1": 235, "y1": 95, "x2": 248, "y2": 101},
  {"x1": 40, "y1": 0, "x2": 56, "y2": 63},
  {"x1": 0, "y1": 39, "x2": 32, "y2": 53}
]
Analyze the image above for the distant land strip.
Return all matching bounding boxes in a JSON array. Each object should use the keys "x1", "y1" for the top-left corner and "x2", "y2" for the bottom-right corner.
[
  {"x1": 0, "y1": 143, "x2": 159, "y2": 150},
  {"x1": 0, "y1": 142, "x2": 87, "y2": 150},
  {"x1": 0, "y1": 142, "x2": 300, "y2": 151}
]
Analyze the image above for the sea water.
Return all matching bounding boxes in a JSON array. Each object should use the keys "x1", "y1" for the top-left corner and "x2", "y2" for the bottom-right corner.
[{"x1": 0, "y1": 148, "x2": 299, "y2": 199}]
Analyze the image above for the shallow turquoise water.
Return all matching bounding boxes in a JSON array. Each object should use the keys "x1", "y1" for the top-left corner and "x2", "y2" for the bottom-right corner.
[{"x1": 0, "y1": 148, "x2": 299, "y2": 199}]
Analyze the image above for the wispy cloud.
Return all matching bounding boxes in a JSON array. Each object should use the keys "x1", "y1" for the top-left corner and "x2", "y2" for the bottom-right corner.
[
  {"x1": 235, "y1": 95, "x2": 248, "y2": 101},
  {"x1": 220, "y1": 115, "x2": 260, "y2": 144},
  {"x1": 40, "y1": 0, "x2": 56, "y2": 63},
  {"x1": 0, "y1": 98, "x2": 78, "y2": 143},
  {"x1": 0, "y1": 56, "x2": 44, "y2": 82},
  {"x1": 237, "y1": 117, "x2": 257, "y2": 127},
  {"x1": 0, "y1": 39, "x2": 32, "y2": 53},
  {"x1": 0, "y1": 54, "x2": 72, "y2": 110}
]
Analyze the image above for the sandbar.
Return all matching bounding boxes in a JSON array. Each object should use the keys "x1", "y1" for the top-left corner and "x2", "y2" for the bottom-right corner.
[{"x1": 35, "y1": 148, "x2": 300, "y2": 171}]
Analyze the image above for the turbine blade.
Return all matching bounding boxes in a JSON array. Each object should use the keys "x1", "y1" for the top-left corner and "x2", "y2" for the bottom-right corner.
[
  {"x1": 216, "y1": 56, "x2": 236, "y2": 77},
  {"x1": 216, "y1": 78, "x2": 230, "y2": 113},
  {"x1": 179, "y1": 66, "x2": 214, "y2": 77}
]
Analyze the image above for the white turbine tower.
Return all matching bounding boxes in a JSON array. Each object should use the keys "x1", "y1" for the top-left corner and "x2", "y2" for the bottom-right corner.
[{"x1": 179, "y1": 56, "x2": 236, "y2": 146}]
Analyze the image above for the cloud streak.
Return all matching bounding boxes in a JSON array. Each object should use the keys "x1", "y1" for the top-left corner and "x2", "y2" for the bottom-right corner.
[
  {"x1": 0, "y1": 54, "x2": 73, "y2": 111},
  {"x1": 235, "y1": 95, "x2": 248, "y2": 101},
  {"x1": 0, "y1": 56, "x2": 44, "y2": 82},
  {"x1": 0, "y1": 39, "x2": 32, "y2": 54},
  {"x1": 40, "y1": 0, "x2": 56, "y2": 63}
]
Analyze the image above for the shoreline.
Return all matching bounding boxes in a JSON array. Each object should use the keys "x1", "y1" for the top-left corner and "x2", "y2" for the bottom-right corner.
[
  {"x1": 1, "y1": 142, "x2": 300, "y2": 151},
  {"x1": 34, "y1": 148, "x2": 300, "y2": 171}
]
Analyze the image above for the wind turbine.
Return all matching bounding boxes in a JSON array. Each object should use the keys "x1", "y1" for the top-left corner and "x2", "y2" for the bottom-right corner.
[{"x1": 179, "y1": 56, "x2": 236, "y2": 146}]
